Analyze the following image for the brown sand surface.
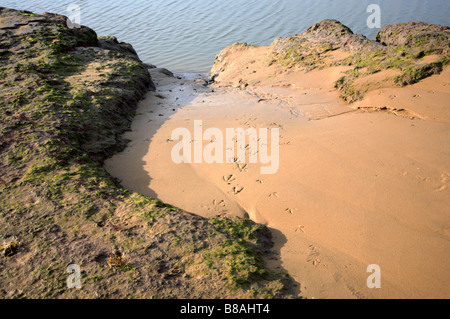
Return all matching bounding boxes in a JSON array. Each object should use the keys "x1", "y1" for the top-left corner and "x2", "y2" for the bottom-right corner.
[{"x1": 105, "y1": 62, "x2": 450, "y2": 298}]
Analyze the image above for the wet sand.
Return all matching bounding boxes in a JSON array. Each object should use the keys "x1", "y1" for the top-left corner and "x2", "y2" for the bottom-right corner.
[{"x1": 104, "y1": 65, "x2": 450, "y2": 299}]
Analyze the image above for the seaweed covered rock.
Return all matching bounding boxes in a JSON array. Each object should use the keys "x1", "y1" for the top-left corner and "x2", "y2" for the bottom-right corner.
[
  {"x1": 300, "y1": 19, "x2": 382, "y2": 53},
  {"x1": 376, "y1": 22, "x2": 450, "y2": 54},
  {"x1": 98, "y1": 36, "x2": 140, "y2": 60},
  {"x1": 0, "y1": 6, "x2": 153, "y2": 161},
  {"x1": 270, "y1": 19, "x2": 383, "y2": 68}
]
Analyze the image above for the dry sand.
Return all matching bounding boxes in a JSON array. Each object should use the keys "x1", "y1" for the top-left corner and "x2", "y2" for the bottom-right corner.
[{"x1": 105, "y1": 58, "x2": 450, "y2": 298}]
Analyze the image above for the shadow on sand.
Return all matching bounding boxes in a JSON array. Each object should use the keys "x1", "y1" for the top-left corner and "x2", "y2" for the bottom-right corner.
[{"x1": 106, "y1": 67, "x2": 302, "y2": 297}]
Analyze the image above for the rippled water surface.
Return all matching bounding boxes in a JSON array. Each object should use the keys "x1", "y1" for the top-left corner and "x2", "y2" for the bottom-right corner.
[{"x1": 2, "y1": 0, "x2": 449, "y2": 72}]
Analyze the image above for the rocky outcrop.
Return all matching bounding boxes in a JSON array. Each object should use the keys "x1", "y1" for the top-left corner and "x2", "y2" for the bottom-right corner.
[
  {"x1": 0, "y1": 7, "x2": 292, "y2": 299},
  {"x1": 376, "y1": 22, "x2": 450, "y2": 53},
  {"x1": 98, "y1": 36, "x2": 140, "y2": 59},
  {"x1": 273, "y1": 19, "x2": 383, "y2": 55},
  {"x1": 212, "y1": 19, "x2": 450, "y2": 102},
  {"x1": 0, "y1": 6, "x2": 154, "y2": 160}
]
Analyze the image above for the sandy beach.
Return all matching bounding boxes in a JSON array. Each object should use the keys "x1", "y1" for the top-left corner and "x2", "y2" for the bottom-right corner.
[{"x1": 105, "y1": 49, "x2": 450, "y2": 299}]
